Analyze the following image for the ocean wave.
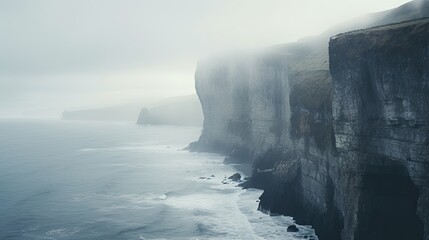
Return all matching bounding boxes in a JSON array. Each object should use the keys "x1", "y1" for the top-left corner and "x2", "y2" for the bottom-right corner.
[{"x1": 22, "y1": 227, "x2": 80, "y2": 240}]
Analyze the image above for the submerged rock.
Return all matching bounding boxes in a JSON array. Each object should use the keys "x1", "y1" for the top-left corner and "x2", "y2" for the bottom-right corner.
[
  {"x1": 228, "y1": 173, "x2": 241, "y2": 181},
  {"x1": 287, "y1": 225, "x2": 299, "y2": 232}
]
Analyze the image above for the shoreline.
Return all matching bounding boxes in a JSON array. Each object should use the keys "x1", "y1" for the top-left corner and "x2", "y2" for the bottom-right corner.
[{"x1": 218, "y1": 155, "x2": 319, "y2": 240}]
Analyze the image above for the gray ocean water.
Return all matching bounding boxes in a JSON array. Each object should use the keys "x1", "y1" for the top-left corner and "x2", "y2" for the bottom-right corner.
[{"x1": 0, "y1": 119, "x2": 317, "y2": 240}]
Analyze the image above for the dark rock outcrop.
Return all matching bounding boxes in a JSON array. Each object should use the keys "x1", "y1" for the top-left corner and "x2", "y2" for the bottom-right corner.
[
  {"x1": 189, "y1": 2, "x2": 429, "y2": 240},
  {"x1": 287, "y1": 225, "x2": 299, "y2": 232},
  {"x1": 228, "y1": 173, "x2": 241, "y2": 181}
]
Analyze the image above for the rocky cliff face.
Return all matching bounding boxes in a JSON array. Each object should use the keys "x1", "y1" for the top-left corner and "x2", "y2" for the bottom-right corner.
[
  {"x1": 189, "y1": 5, "x2": 429, "y2": 240},
  {"x1": 190, "y1": 49, "x2": 341, "y2": 240},
  {"x1": 330, "y1": 18, "x2": 429, "y2": 240},
  {"x1": 189, "y1": 53, "x2": 290, "y2": 158}
]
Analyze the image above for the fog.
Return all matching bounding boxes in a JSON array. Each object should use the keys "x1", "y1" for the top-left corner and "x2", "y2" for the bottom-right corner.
[{"x1": 0, "y1": 0, "x2": 410, "y2": 117}]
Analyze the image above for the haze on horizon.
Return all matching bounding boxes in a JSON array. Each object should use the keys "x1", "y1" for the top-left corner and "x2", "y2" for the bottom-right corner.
[{"x1": 0, "y1": 0, "x2": 411, "y2": 118}]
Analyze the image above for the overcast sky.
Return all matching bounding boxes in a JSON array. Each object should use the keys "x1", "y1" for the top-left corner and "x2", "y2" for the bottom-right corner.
[{"x1": 0, "y1": 0, "x2": 411, "y2": 117}]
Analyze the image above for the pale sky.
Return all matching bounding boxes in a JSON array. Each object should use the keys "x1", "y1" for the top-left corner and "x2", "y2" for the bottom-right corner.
[{"x1": 0, "y1": 0, "x2": 411, "y2": 117}]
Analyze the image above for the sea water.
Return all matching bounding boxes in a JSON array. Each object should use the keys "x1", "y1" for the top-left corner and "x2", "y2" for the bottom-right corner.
[{"x1": 0, "y1": 119, "x2": 317, "y2": 240}]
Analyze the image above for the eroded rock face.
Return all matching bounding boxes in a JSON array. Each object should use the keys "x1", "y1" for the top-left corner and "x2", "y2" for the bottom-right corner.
[
  {"x1": 330, "y1": 19, "x2": 429, "y2": 240},
  {"x1": 189, "y1": 48, "x2": 341, "y2": 239},
  {"x1": 189, "y1": 52, "x2": 290, "y2": 159}
]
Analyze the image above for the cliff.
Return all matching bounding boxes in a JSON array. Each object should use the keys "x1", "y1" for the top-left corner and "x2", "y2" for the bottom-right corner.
[
  {"x1": 191, "y1": 0, "x2": 429, "y2": 156},
  {"x1": 330, "y1": 18, "x2": 429, "y2": 240},
  {"x1": 189, "y1": 2, "x2": 429, "y2": 240},
  {"x1": 137, "y1": 95, "x2": 203, "y2": 126},
  {"x1": 188, "y1": 52, "x2": 289, "y2": 157},
  {"x1": 188, "y1": 45, "x2": 340, "y2": 240}
]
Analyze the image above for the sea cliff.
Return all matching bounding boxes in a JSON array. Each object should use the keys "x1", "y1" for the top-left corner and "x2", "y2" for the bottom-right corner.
[
  {"x1": 330, "y1": 18, "x2": 429, "y2": 240},
  {"x1": 189, "y1": 3, "x2": 429, "y2": 240}
]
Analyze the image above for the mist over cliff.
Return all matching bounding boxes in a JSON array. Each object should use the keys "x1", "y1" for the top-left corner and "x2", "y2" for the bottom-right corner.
[
  {"x1": 137, "y1": 95, "x2": 203, "y2": 126},
  {"x1": 61, "y1": 95, "x2": 203, "y2": 126},
  {"x1": 4, "y1": 1, "x2": 429, "y2": 240},
  {"x1": 0, "y1": 0, "x2": 414, "y2": 118}
]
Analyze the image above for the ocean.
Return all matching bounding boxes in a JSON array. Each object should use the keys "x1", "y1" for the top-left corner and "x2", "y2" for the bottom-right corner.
[{"x1": 0, "y1": 119, "x2": 317, "y2": 240}]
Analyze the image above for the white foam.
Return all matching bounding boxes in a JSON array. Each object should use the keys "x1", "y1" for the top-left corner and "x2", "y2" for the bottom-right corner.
[
  {"x1": 117, "y1": 193, "x2": 168, "y2": 204},
  {"x1": 237, "y1": 189, "x2": 318, "y2": 240},
  {"x1": 23, "y1": 227, "x2": 81, "y2": 240},
  {"x1": 161, "y1": 149, "x2": 319, "y2": 240}
]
